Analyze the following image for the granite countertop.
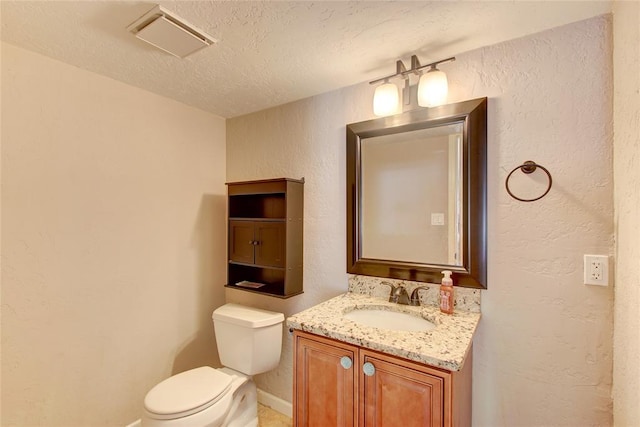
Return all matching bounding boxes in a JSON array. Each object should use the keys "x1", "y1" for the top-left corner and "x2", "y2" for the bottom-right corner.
[{"x1": 286, "y1": 292, "x2": 481, "y2": 371}]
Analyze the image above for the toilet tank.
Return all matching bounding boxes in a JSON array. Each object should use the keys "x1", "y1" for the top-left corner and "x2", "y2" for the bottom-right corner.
[{"x1": 212, "y1": 303, "x2": 284, "y2": 375}]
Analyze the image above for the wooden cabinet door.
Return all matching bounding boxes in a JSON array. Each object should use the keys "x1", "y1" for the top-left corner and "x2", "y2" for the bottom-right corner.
[
  {"x1": 359, "y1": 350, "x2": 449, "y2": 427},
  {"x1": 294, "y1": 332, "x2": 357, "y2": 427},
  {"x1": 229, "y1": 220, "x2": 255, "y2": 264},
  {"x1": 254, "y1": 221, "x2": 285, "y2": 268}
]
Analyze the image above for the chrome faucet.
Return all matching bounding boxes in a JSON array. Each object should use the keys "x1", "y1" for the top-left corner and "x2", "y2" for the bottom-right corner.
[
  {"x1": 410, "y1": 286, "x2": 431, "y2": 306},
  {"x1": 380, "y1": 282, "x2": 410, "y2": 305}
]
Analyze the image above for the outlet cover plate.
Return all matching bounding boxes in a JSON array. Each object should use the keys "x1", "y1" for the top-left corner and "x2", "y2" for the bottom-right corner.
[{"x1": 584, "y1": 254, "x2": 609, "y2": 286}]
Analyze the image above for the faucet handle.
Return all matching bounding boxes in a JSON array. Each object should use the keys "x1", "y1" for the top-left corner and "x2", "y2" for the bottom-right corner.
[{"x1": 410, "y1": 286, "x2": 431, "y2": 306}]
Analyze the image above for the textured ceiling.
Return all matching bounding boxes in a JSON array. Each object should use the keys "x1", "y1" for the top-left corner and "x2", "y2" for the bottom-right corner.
[{"x1": 1, "y1": 1, "x2": 611, "y2": 118}]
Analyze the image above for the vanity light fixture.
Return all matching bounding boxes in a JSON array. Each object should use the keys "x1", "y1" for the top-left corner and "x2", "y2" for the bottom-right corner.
[
  {"x1": 373, "y1": 80, "x2": 400, "y2": 116},
  {"x1": 370, "y1": 55, "x2": 455, "y2": 116},
  {"x1": 418, "y1": 65, "x2": 448, "y2": 107}
]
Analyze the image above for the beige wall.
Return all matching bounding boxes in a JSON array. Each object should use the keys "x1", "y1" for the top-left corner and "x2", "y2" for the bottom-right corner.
[
  {"x1": 1, "y1": 43, "x2": 227, "y2": 426},
  {"x1": 227, "y1": 17, "x2": 614, "y2": 425},
  {"x1": 613, "y1": 1, "x2": 640, "y2": 424}
]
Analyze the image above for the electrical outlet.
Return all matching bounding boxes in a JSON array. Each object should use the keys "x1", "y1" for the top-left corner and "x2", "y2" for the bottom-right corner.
[{"x1": 584, "y1": 255, "x2": 609, "y2": 286}]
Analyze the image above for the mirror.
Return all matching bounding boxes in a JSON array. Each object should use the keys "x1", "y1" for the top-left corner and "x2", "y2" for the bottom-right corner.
[
  {"x1": 346, "y1": 97, "x2": 487, "y2": 289},
  {"x1": 360, "y1": 123, "x2": 463, "y2": 266}
]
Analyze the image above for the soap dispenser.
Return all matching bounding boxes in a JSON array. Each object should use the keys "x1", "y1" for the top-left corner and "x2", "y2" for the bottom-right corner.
[{"x1": 439, "y1": 270, "x2": 455, "y2": 314}]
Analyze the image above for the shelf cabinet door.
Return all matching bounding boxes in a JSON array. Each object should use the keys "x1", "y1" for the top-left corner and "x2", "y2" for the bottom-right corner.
[
  {"x1": 229, "y1": 220, "x2": 256, "y2": 264},
  {"x1": 254, "y1": 222, "x2": 285, "y2": 268},
  {"x1": 294, "y1": 331, "x2": 357, "y2": 427},
  {"x1": 229, "y1": 220, "x2": 285, "y2": 268},
  {"x1": 359, "y1": 350, "x2": 449, "y2": 427}
]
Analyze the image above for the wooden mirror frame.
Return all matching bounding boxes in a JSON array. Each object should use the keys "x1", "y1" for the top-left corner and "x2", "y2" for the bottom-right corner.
[{"x1": 346, "y1": 97, "x2": 487, "y2": 289}]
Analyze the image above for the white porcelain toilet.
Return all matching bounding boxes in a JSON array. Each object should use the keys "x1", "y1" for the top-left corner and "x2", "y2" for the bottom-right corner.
[{"x1": 142, "y1": 303, "x2": 285, "y2": 427}]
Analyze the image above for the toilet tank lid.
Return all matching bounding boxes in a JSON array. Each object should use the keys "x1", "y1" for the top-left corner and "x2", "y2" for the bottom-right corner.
[{"x1": 212, "y1": 303, "x2": 284, "y2": 328}]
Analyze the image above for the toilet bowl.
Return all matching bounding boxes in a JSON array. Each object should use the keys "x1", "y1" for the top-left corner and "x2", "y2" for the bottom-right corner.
[{"x1": 141, "y1": 304, "x2": 284, "y2": 427}]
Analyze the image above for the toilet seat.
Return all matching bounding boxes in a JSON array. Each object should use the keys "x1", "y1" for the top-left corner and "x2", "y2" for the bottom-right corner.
[{"x1": 144, "y1": 367, "x2": 233, "y2": 420}]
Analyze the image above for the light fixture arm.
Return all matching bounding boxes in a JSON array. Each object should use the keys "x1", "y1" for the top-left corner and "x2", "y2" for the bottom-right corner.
[
  {"x1": 369, "y1": 55, "x2": 455, "y2": 85},
  {"x1": 410, "y1": 55, "x2": 422, "y2": 74}
]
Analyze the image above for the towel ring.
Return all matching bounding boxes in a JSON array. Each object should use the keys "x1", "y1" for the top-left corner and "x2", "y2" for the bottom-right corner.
[{"x1": 505, "y1": 160, "x2": 552, "y2": 202}]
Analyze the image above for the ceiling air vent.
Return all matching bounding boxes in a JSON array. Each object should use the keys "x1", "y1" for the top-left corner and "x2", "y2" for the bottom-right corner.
[{"x1": 126, "y1": 5, "x2": 216, "y2": 58}]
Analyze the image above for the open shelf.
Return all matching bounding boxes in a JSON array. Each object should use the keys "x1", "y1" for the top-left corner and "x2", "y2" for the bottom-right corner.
[{"x1": 229, "y1": 193, "x2": 286, "y2": 219}]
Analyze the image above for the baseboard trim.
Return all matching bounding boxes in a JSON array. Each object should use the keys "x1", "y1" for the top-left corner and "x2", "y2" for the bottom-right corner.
[{"x1": 257, "y1": 388, "x2": 293, "y2": 418}]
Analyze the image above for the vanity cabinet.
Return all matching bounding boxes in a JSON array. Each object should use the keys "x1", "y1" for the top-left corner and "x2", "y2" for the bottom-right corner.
[
  {"x1": 293, "y1": 330, "x2": 471, "y2": 427},
  {"x1": 226, "y1": 178, "x2": 303, "y2": 298},
  {"x1": 293, "y1": 331, "x2": 357, "y2": 426}
]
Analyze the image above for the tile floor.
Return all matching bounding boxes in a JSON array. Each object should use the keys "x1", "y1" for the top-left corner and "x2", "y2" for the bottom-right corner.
[{"x1": 258, "y1": 404, "x2": 293, "y2": 427}]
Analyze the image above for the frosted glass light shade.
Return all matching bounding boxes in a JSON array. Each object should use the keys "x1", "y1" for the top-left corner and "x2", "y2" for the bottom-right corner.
[
  {"x1": 373, "y1": 83, "x2": 399, "y2": 116},
  {"x1": 418, "y1": 69, "x2": 448, "y2": 107}
]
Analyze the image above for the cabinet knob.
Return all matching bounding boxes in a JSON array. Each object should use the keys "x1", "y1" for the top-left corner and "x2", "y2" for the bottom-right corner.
[
  {"x1": 340, "y1": 356, "x2": 353, "y2": 370},
  {"x1": 362, "y1": 362, "x2": 376, "y2": 376}
]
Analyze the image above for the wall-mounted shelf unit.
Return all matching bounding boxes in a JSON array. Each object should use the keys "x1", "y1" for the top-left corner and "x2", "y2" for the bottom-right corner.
[{"x1": 225, "y1": 178, "x2": 304, "y2": 298}]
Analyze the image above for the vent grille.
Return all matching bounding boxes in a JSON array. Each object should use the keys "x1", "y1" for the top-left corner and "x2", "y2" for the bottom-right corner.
[{"x1": 127, "y1": 5, "x2": 216, "y2": 58}]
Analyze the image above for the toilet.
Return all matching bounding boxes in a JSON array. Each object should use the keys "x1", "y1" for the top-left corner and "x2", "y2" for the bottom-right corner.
[{"x1": 142, "y1": 303, "x2": 285, "y2": 427}]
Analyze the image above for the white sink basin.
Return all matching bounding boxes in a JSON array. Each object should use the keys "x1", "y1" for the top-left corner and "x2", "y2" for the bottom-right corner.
[{"x1": 343, "y1": 308, "x2": 436, "y2": 332}]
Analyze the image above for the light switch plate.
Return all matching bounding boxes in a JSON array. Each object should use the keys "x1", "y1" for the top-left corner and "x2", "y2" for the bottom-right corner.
[{"x1": 431, "y1": 213, "x2": 445, "y2": 226}]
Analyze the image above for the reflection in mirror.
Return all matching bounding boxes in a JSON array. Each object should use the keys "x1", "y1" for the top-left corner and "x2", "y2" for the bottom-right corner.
[
  {"x1": 347, "y1": 97, "x2": 487, "y2": 289},
  {"x1": 361, "y1": 123, "x2": 463, "y2": 266}
]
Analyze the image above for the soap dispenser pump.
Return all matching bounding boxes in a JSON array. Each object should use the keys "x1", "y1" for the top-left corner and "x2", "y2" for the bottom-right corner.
[{"x1": 439, "y1": 270, "x2": 455, "y2": 314}]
